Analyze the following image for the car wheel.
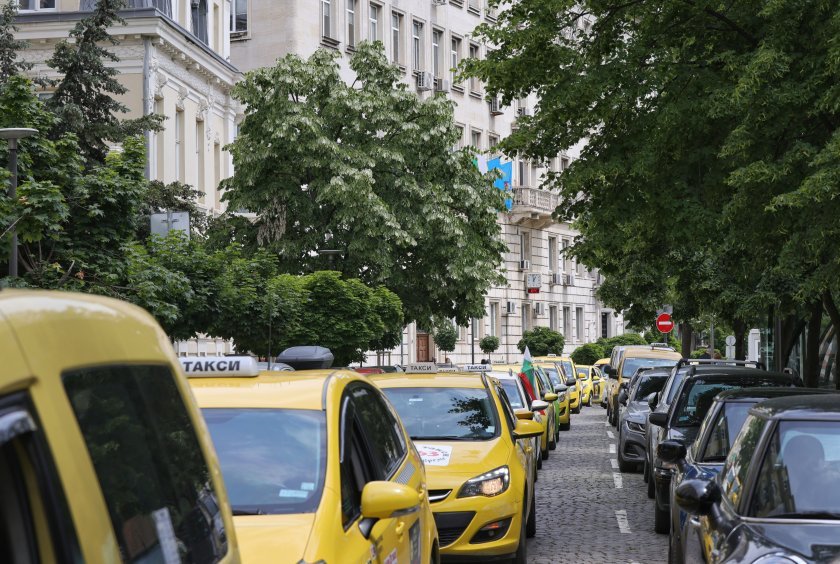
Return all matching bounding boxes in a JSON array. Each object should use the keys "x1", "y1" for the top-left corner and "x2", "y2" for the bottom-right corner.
[
  {"x1": 541, "y1": 445, "x2": 549, "y2": 460},
  {"x1": 512, "y1": 512, "x2": 528, "y2": 564},
  {"x1": 537, "y1": 454, "x2": 542, "y2": 470},
  {"x1": 560, "y1": 421, "x2": 570, "y2": 431},
  {"x1": 654, "y1": 488, "x2": 670, "y2": 534},
  {"x1": 525, "y1": 488, "x2": 537, "y2": 538},
  {"x1": 617, "y1": 439, "x2": 635, "y2": 473},
  {"x1": 573, "y1": 404, "x2": 581, "y2": 414},
  {"x1": 548, "y1": 432, "x2": 557, "y2": 451},
  {"x1": 643, "y1": 459, "x2": 649, "y2": 484},
  {"x1": 647, "y1": 466, "x2": 656, "y2": 499},
  {"x1": 668, "y1": 518, "x2": 682, "y2": 564}
]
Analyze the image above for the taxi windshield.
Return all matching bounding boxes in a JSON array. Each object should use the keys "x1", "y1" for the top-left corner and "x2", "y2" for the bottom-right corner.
[
  {"x1": 383, "y1": 387, "x2": 500, "y2": 441},
  {"x1": 560, "y1": 360, "x2": 574, "y2": 379},
  {"x1": 620, "y1": 357, "x2": 676, "y2": 379},
  {"x1": 542, "y1": 367, "x2": 562, "y2": 388},
  {"x1": 202, "y1": 408, "x2": 326, "y2": 515},
  {"x1": 498, "y1": 380, "x2": 526, "y2": 409}
]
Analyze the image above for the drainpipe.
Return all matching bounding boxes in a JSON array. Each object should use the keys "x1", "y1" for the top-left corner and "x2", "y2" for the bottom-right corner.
[{"x1": 143, "y1": 36, "x2": 153, "y2": 179}]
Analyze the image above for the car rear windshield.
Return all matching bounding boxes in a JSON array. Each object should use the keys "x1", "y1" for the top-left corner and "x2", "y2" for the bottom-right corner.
[
  {"x1": 673, "y1": 377, "x2": 789, "y2": 427},
  {"x1": 202, "y1": 408, "x2": 326, "y2": 515},
  {"x1": 498, "y1": 379, "x2": 526, "y2": 409},
  {"x1": 631, "y1": 375, "x2": 667, "y2": 402},
  {"x1": 621, "y1": 357, "x2": 677, "y2": 379},
  {"x1": 383, "y1": 388, "x2": 500, "y2": 441}
]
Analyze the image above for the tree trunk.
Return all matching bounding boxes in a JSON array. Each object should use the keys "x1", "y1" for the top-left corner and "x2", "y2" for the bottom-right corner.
[
  {"x1": 780, "y1": 313, "x2": 806, "y2": 371},
  {"x1": 804, "y1": 301, "x2": 823, "y2": 387},
  {"x1": 823, "y1": 291, "x2": 840, "y2": 390},
  {"x1": 733, "y1": 318, "x2": 747, "y2": 361},
  {"x1": 680, "y1": 322, "x2": 693, "y2": 358}
]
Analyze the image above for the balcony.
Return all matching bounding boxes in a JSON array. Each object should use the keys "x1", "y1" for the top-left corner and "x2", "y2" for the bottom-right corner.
[
  {"x1": 80, "y1": 0, "x2": 171, "y2": 17},
  {"x1": 509, "y1": 186, "x2": 558, "y2": 227}
]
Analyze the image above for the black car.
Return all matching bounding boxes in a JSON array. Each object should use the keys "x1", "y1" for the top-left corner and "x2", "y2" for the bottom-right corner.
[
  {"x1": 648, "y1": 366, "x2": 798, "y2": 533},
  {"x1": 676, "y1": 395, "x2": 840, "y2": 564},
  {"x1": 617, "y1": 368, "x2": 670, "y2": 473},
  {"x1": 662, "y1": 387, "x2": 838, "y2": 564}
]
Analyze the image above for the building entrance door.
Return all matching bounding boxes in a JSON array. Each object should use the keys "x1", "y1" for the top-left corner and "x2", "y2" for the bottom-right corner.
[{"x1": 417, "y1": 333, "x2": 430, "y2": 362}]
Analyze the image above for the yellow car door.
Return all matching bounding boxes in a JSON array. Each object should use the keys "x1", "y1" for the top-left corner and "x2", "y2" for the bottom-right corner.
[{"x1": 344, "y1": 384, "x2": 425, "y2": 564}]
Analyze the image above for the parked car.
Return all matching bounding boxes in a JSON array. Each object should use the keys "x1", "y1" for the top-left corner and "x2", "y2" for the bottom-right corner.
[
  {"x1": 535, "y1": 362, "x2": 572, "y2": 431},
  {"x1": 616, "y1": 368, "x2": 671, "y2": 472},
  {"x1": 664, "y1": 387, "x2": 838, "y2": 564},
  {"x1": 675, "y1": 395, "x2": 840, "y2": 563},
  {"x1": 489, "y1": 368, "x2": 546, "y2": 475},
  {"x1": 648, "y1": 366, "x2": 799, "y2": 533},
  {"x1": 493, "y1": 363, "x2": 560, "y2": 457},
  {"x1": 605, "y1": 345, "x2": 682, "y2": 427},
  {"x1": 575, "y1": 365, "x2": 594, "y2": 406}
]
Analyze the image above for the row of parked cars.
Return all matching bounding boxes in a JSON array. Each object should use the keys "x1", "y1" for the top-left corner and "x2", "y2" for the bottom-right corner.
[
  {"x1": 604, "y1": 344, "x2": 840, "y2": 563},
  {"x1": 2, "y1": 290, "x2": 598, "y2": 564}
]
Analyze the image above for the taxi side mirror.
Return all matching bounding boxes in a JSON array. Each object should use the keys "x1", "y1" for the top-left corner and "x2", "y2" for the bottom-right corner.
[
  {"x1": 514, "y1": 408, "x2": 535, "y2": 421},
  {"x1": 530, "y1": 399, "x2": 549, "y2": 412},
  {"x1": 554, "y1": 384, "x2": 567, "y2": 393},
  {"x1": 512, "y1": 419, "x2": 544, "y2": 439},
  {"x1": 543, "y1": 392, "x2": 558, "y2": 402},
  {"x1": 361, "y1": 481, "x2": 419, "y2": 522},
  {"x1": 648, "y1": 412, "x2": 668, "y2": 427}
]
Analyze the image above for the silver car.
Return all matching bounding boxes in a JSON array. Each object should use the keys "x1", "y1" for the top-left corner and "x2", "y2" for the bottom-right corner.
[
  {"x1": 489, "y1": 370, "x2": 545, "y2": 473},
  {"x1": 617, "y1": 369, "x2": 670, "y2": 472}
]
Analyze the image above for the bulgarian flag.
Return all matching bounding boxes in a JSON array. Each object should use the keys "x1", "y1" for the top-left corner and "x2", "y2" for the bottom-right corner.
[{"x1": 518, "y1": 346, "x2": 539, "y2": 402}]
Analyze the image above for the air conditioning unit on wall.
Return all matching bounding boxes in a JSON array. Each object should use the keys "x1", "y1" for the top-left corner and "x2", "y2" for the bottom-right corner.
[
  {"x1": 434, "y1": 78, "x2": 450, "y2": 92},
  {"x1": 535, "y1": 302, "x2": 546, "y2": 316},
  {"x1": 489, "y1": 97, "x2": 503, "y2": 116},
  {"x1": 503, "y1": 301, "x2": 517, "y2": 315},
  {"x1": 416, "y1": 71, "x2": 434, "y2": 92},
  {"x1": 550, "y1": 272, "x2": 563, "y2": 285},
  {"x1": 519, "y1": 260, "x2": 530, "y2": 271}
]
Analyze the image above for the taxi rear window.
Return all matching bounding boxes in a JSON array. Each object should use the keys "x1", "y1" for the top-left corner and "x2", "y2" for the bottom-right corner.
[
  {"x1": 203, "y1": 408, "x2": 326, "y2": 515},
  {"x1": 498, "y1": 380, "x2": 526, "y2": 409},
  {"x1": 63, "y1": 365, "x2": 227, "y2": 563}
]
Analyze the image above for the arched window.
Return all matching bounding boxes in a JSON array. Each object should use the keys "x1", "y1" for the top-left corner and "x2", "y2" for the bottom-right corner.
[{"x1": 191, "y1": 0, "x2": 208, "y2": 44}]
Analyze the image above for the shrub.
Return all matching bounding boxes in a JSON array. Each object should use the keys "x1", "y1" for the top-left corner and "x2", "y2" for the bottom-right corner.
[
  {"x1": 596, "y1": 333, "x2": 648, "y2": 359},
  {"x1": 479, "y1": 335, "x2": 500, "y2": 355},
  {"x1": 570, "y1": 342, "x2": 606, "y2": 366},
  {"x1": 433, "y1": 320, "x2": 458, "y2": 354},
  {"x1": 517, "y1": 326, "x2": 564, "y2": 356}
]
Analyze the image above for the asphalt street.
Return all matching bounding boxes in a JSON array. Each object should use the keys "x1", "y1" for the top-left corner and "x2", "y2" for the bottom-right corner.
[{"x1": 527, "y1": 403, "x2": 668, "y2": 563}]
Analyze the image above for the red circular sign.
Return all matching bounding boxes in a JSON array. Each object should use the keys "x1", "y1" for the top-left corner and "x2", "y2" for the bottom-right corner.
[{"x1": 656, "y1": 313, "x2": 674, "y2": 333}]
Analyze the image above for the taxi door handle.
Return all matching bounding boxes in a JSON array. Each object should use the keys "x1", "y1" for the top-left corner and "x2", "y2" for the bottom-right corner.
[{"x1": 395, "y1": 522, "x2": 405, "y2": 538}]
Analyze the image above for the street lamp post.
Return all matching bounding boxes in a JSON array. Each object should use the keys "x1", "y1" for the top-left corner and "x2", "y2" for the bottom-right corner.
[
  {"x1": 1, "y1": 128, "x2": 38, "y2": 278},
  {"x1": 317, "y1": 249, "x2": 343, "y2": 270}
]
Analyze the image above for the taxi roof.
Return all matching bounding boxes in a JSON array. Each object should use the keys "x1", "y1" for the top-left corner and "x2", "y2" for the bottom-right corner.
[
  {"x1": 620, "y1": 347, "x2": 682, "y2": 360},
  {"x1": 371, "y1": 372, "x2": 486, "y2": 389},
  {"x1": 189, "y1": 369, "x2": 350, "y2": 409},
  {"x1": 534, "y1": 355, "x2": 571, "y2": 362}
]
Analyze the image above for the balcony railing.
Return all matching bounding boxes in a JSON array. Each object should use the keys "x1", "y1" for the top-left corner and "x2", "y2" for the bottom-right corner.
[
  {"x1": 80, "y1": 0, "x2": 171, "y2": 17},
  {"x1": 511, "y1": 186, "x2": 558, "y2": 216}
]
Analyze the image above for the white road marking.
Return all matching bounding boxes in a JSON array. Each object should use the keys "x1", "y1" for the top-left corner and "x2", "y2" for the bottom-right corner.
[
  {"x1": 609, "y1": 443, "x2": 616, "y2": 454},
  {"x1": 610, "y1": 458, "x2": 619, "y2": 470},
  {"x1": 614, "y1": 510, "x2": 632, "y2": 533},
  {"x1": 605, "y1": 421, "x2": 610, "y2": 427},
  {"x1": 607, "y1": 430, "x2": 615, "y2": 439},
  {"x1": 613, "y1": 472, "x2": 623, "y2": 489}
]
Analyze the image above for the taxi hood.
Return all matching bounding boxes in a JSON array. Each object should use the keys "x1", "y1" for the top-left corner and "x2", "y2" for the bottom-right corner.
[
  {"x1": 233, "y1": 514, "x2": 315, "y2": 562},
  {"x1": 414, "y1": 438, "x2": 510, "y2": 483}
]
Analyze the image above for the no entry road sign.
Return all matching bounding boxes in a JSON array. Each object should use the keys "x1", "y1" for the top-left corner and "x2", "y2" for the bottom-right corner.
[{"x1": 656, "y1": 313, "x2": 674, "y2": 333}]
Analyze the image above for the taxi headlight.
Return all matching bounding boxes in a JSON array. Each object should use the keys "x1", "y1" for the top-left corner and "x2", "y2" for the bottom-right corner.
[
  {"x1": 627, "y1": 420, "x2": 645, "y2": 433},
  {"x1": 558, "y1": 392, "x2": 567, "y2": 402},
  {"x1": 458, "y1": 466, "x2": 510, "y2": 498}
]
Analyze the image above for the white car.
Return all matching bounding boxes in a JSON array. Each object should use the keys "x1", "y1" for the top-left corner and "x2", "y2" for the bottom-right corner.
[{"x1": 488, "y1": 369, "x2": 546, "y2": 473}]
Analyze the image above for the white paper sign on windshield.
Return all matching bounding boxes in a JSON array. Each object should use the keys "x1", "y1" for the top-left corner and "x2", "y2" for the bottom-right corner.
[{"x1": 414, "y1": 443, "x2": 453, "y2": 466}]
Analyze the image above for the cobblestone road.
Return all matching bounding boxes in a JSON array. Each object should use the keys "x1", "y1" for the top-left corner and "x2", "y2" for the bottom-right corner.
[{"x1": 527, "y1": 403, "x2": 668, "y2": 563}]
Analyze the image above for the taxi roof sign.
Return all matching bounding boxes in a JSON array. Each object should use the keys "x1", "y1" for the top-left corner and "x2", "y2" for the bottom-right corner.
[
  {"x1": 404, "y1": 362, "x2": 437, "y2": 373},
  {"x1": 462, "y1": 364, "x2": 492, "y2": 372},
  {"x1": 180, "y1": 356, "x2": 259, "y2": 378}
]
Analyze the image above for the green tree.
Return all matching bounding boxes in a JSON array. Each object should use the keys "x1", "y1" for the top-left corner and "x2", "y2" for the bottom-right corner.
[
  {"x1": 595, "y1": 334, "x2": 648, "y2": 360},
  {"x1": 47, "y1": 0, "x2": 161, "y2": 165},
  {"x1": 479, "y1": 335, "x2": 500, "y2": 357},
  {"x1": 517, "y1": 326, "x2": 564, "y2": 356},
  {"x1": 222, "y1": 42, "x2": 506, "y2": 326},
  {"x1": 570, "y1": 342, "x2": 605, "y2": 366},
  {"x1": 432, "y1": 320, "x2": 458, "y2": 358},
  {"x1": 0, "y1": 2, "x2": 32, "y2": 83}
]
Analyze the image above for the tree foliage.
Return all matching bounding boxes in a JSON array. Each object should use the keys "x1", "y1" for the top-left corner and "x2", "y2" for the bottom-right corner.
[
  {"x1": 223, "y1": 41, "x2": 506, "y2": 326},
  {"x1": 0, "y1": 2, "x2": 32, "y2": 82},
  {"x1": 595, "y1": 334, "x2": 648, "y2": 360},
  {"x1": 47, "y1": 0, "x2": 161, "y2": 165},
  {"x1": 463, "y1": 0, "x2": 840, "y2": 364},
  {"x1": 570, "y1": 342, "x2": 605, "y2": 366},
  {"x1": 479, "y1": 335, "x2": 500, "y2": 355},
  {"x1": 432, "y1": 320, "x2": 458, "y2": 355},
  {"x1": 517, "y1": 326, "x2": 564, "y2": 356}
]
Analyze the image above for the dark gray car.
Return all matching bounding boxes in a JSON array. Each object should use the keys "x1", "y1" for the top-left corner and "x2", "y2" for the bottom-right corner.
[{"x1": 617, "y1": 369, "x2": 670, "y2": 472}]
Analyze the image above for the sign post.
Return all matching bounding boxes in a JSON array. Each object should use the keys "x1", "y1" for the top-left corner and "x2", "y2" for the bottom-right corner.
[{"x1": 656, "y1": 313, "x2": 674, "y2": 335}]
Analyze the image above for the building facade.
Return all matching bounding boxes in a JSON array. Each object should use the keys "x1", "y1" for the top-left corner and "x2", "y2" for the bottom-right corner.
[
  {"x1": 15, "y1": 0, "x2": 241, "y2": 355},
  {"x1": 229, "y1": 0, "x2": 625, "y2": 364}
]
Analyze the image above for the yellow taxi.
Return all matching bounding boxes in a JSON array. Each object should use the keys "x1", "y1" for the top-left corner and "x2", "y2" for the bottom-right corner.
[
  {"x1": 492, "y1": 363, "x2": 559, "y2": 458},
  {"x1": 529, "y1": 360, "x2": 572, "y2": 431},
  {"x1": 373, "y1": 364, "x2": 544, "y2": 562},
  {"x1": 594, "y1": 357, "x2": 611, "y2": 407},
  {"x1": 536, "y1": 355, "x2": 582, "y2": 413},
  {"x1": 185, "y1": 348, "x2": 439, "y2": 564},
  {"x1": 587, "y1": 365, "x2": 607, "y2": 404},
  {"x1": 0, "y1": 290, "x2": 239, "y2": 563},
  {"x1": 574, "y1": 365, "x2": 594, "y2": 407},
  {"x1": 603, "y1": 345, "x2": 682, "y2": 427}
]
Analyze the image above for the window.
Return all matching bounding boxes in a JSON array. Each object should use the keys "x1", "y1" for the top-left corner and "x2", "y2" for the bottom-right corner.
[
  {"x1": 213, "y1": 141, "x2": 221, "y2": 208},
  {"x1": 702, "y1": 402, "x2": 754, "y2": 463},
  {"x1": 412, "y1": 21, "x2": 424, "y2": 71},
  {"x1": 549, "y1": 305, "x2": 558, "y2": 331},
  {"x1": 471, "y1": 129, "x2": 482, "y2": 150},
  {"x1": 468, "y1": 43, "x2": 480, "y2": 92},
  {"x1": 455, "y1": 125, "x2": 465, "y2": 149},
  {"x1": 488, "y1": 134, "x2": 499, "y2": 155},
  {"x1": 391, "y1": 12, "x2": 403, "y2": 64},
  {"x1": 339, "y1": 398, "x2": 375, "y2": 527},
  {"x1": 432, "y1": 29, "x2": 442, "y2": 77},
  {"x1": 191, "y1": 0, "x2": 208, "y2": 44},
  {"x1": 561, "y1": 156, "x2": 570, "y2": 170},
  {"x1": 720, "y1": 414, "x2": 766, "y2": 509},
  {"x1": 321, "y1": 0, "x2": 332, "y2": 38},
  {"x1": 450, "y1": 36, "x2": 462, "y2": 84},
  {"x1": 175, "y1": 109, "x2": 184, "y2": 183},
  {"x1": 521, "y1": 303, "x2": 531, "y2": 332},
  {"x1": 563, "y1": 306, "x2": 571, "y2": 337},
  {"x1": 231, "y1": 0, "x2": 247, "y2": 34},
  {"x1": 384, "y1": 387, "x2": 500, "y2": 441},
  {"x1": 577, "y1": 258, "x2": 584, "y2": 277},
  {"x1": 548, "y1": 237, "x2": 558, "y2": 272},
  {"x1": 489, "y1": 302, "x2": 500, "y2": 337},
  {"x1": 196, "y1": 120, "x2": 205, "y2": 198},
  {"x1": 346, "y1": 0, "x2": 357, "y2": 47},
  {"x1": 348, "y1": 385, "x2": 406, "y2": 478},
  {"x1": 18, "y1": 0, "x2": 55, "y2": 10},
  {"x1": 601, "y1": 311, "x2": 610, "y2": 339},
  {"x1": 63, "y1": 365, "x2": 227, "y2": 562},
  {"x1": 561, "y1": 239, "x2": 569, "y2": 271},
  {"x1": 576, "y1": 307, "x2": 584, "y2": 341},
  {"x1": 520, "y1": 231, "x2": 531, "y2": 263},
  {"x1": 368, "y1": 4, "x2": 380, "y2": 41}
]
